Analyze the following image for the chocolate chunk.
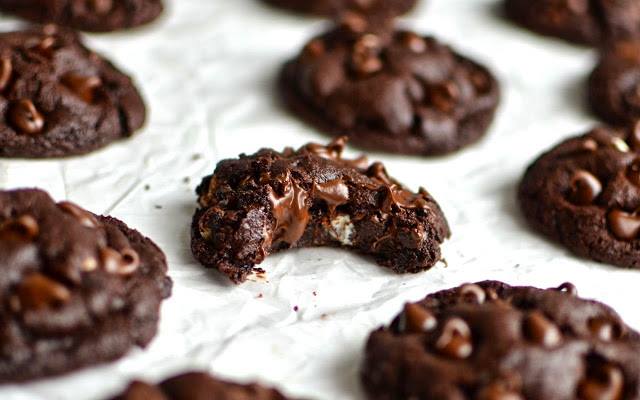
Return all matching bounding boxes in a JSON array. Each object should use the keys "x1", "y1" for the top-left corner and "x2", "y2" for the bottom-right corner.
[
  {"x1": 505, "y1": 0, "x2": 640, "y2": 45},
  {"x1": 0, "y1": 0, "x2": 163, "y2": 32},
  {"x1": 191, "y1": 137, "x2": 450, "y2": 283},
  {"x1": 8, "y1": 99, "x2": 44, "y2": 135},
  {"x1": 362, "y1": 281, "x2": 640, "y2": 400},
  {"x1": 398, "y1": 303, "x2": 437, "y2": 333},
  {"x1": 0, "y1": 25, "x2": 146, "y2": 158},
  {"x1": 279, "y1": 16, "x2": 500, "y2": 156},
  {"x1": 110, "y1": 371, "x2": 294, "y2": 400},
  {"x1": 0, "y1": 188, "x2": 172, "y2": 382},
  {"x1": 519, "y1": 122, "x2": 640, "y2": 269}
]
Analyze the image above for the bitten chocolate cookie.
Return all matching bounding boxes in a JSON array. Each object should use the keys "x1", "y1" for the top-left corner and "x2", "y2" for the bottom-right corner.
[
  {"x1": 362, "y1": 281, "x2": 640, "y2": 400},
  {"x1": 261, "y1": 0, "x2": 416, "y2": 17},
  {"x1": 111, "y1": 371, "x2": 293, "y2": 400},
  {"x1": 505, "y1": 0, "x2": 640, "y2": 45},
  {"x1": 0, "y1": 0, "x2": 163, "y2": 32},
  {"x1": 589, "y1": 40, "x2": 640, "y2": 125},
  {"x1": 0, "y1": 188, "x2": 172, "y2": 382},
  {"x1": 279, "y1": 16, "x2": 500, "y2": 156},
  {"x1": 518, "y1": 123, "x2": 640, "y2": 268},
  {"x1": 191, "y1": 137, "x2": 450, "y2": 283},
  {"x1": 0, "y1": 25, "x2": 146, "y2": 158}
]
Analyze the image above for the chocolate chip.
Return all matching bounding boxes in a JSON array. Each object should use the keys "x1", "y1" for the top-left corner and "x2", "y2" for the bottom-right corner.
[
  {"x1": 58, "y1": 201, "x2": 99, "y2": 228},
  {"x1": 431, "y1": 82, "x2": 459, "y2": 113},
  {"x1": 32, "y1": 36, "x2": 58, "y2": 58},
  {"x1": 588, "y1": 318, "x2": 621, "y2": 341},
  {"x1": 471, "y1": 70, "x2": 491, "y2": 93},
  {"x1": 1, "y1": 215, "x2": 39, "y2": 240},
  {"x1": 313, "y1": 179, "x2": 349, "y2": 213},
  {"x1": 89, "y1": 0, "x2": 113, "y2": 14},
  {"x1": 0, "y1": 57, "x2": 12, "y2": 91},
  {"x1": 16, "y1": 273, "x2": 71, "y2": 311},
  {"x1": 8, "y1": 99, "x2": 45, "y2": 135},
  {"x1": 352, "y1": 34, "x2": 383, "y2": 75},
  {"x1": 626, "y1": 159, "x2": 640, "y2": 186},
  {"x1": 339, "y1": 11, "x2": 368, "y2": 34},
  {"x1": 303, "y1": 39, "x2": 325, "y2": 59},
  {"x1": 607, "y1": 209, "x2": 640, "y2": 241},
  {"x1": 476, "y1": 383, "x2": 524, "y2": 400},
  {"x1": 400, "y1": 32, "x2": 426, "y2": 53},
  {"x1": 460, "y1": 283, "x2": 486, "y2": 304},
  {"x1": 269, "y1": 174, "x2": 310, "y2": 246},
  {"x1": 578, "y1": 364, "x2": 624, "y2": 400},
  {"x1": 568, "y1": 170, "x2": 602, "y2": 205},
  {"x1": 435, "y1": 317, "x2": 473, "y2": 359},
  {"x1": 523, "y1": 311, "x2": 562, "y2": 348},
  {"x1": 556, "y1": 282, "x2": 578, "y2": 296},
  {"x1": 101, "y1": 247, "x2": 140, "y2": 276},
  {"x1": 62, "y1": 73, "x2": 102, "y2": 103},
  {"x1": 399, "y1": 303, "x2": 437, "y2": 333}
]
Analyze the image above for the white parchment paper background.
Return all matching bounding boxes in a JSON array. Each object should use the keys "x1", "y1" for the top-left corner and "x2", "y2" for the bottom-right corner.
[{"x1": 2, "y1": 0, "x2": 640, "y2": 399}]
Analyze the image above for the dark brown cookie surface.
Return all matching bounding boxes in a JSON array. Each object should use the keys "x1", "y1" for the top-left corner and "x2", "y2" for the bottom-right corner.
[
  {"x1": 518, "y1": 123, "x2": 640, "y2": 269},
  {"x1": 0, "y1": 25, "x2": 146, "y2": 158},
  {"x1": 279, "y1": 17, "x2": 500, "y2": 156},
  {"x1": 505, "y1": 0, "x2": 640, "y2": 45},
  {"x1": 362, "y1": 281, "x2": 640, "y2": 400},
  {"x1": 0, "y1": 0, "x2": 163, "y2": 32},
  {"x1": 261, "y1": 0, "x2": 416, "y2": 17},
  {"x1": 191, "y1": 137, "x2": 450, "y2": 283},
  {"x1": 111, "y1": 372, "x2": 293, "y2": 400},
  {"x1": 0, "y1": 188, "x2": 172, "y2": 382},
  {"x1": 589, "y1": 40, "x2": 640, "y2": 125}
]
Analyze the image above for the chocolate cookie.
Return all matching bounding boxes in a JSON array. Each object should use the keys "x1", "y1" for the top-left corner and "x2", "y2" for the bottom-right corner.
[
  {"x1": 279, "y1": 16, "x2": 500, "y2": 156},
  {"x1": 589, "y1": 39, "x2": 640, "y2": 125},
  {"x1": 191, "y1": 137, "x2": 450, "y2": 283},
  {"x1": 362, "y1": 281, "x2": 640, "y2": 400},
  {"x1": 261, "y1": 0, "x2": 416, "y2": 17},
  {"x1": 111, "y1": 371, "x2": 293, "y2": 400},
  {"x1": 0, "y1": 0, "x2": 163, "y2": 32},
  {"x1": 0, "y1": 25, "x2": 146, "y2": 158},
  {"x1": 517, "y1": 123, "x2": 640, "y2": 268},
  {"x1": 504, "y1": 0, "x2": 640, "y2": 45},
  {"x1": 0, "y1": 188, "x2": 172, "y2": 382}
]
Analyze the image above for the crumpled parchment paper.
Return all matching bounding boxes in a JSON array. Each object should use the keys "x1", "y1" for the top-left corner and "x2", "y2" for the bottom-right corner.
[{"x1": 2, "y1": 0, "x2": 640, "y2": 399}]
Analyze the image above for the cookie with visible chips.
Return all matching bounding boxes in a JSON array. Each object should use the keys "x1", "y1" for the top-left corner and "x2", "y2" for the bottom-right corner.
[
  {"x1": 0, "y1": 25, "x2": 146, "y2": 158},
  {"x1": 505, "y1": 0, "x2": 640, "y2": 46},
  {"x1": 0, "y1": 188, "x2": 172, "y2": 382},
  {"x1": 362, "y1": 281, "x2": 640, "y2": 400},
  {"x1": 589, "y1": 39, "x2": 640, "y2": 125},
  {"x1": 279, "y1": 15, "x2": 500, "y2": 156},
  {"x1": 0, "y1": 0, "x2": 163, "y2": 32},
  {"x1": 261, "y1": 0, "x2": 416, "y2": 17},
  {"x1": 191, "y1": 137, "x2": 450, "y2": 283},
  {"x1": 518, "y1": 123, "x2": 640, "y2": 268},
  {"x1": 110, "y1": 371, "x2": 294, "y2": 400}
]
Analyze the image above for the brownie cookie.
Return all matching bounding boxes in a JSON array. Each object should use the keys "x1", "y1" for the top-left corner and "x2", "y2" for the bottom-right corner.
[
  {"x1": 0, "y1": 188, "x2": 172, "y2": 382},
  {"x1": 261, "y1": 0, "x2": 416, "y2": 17},
  {"x1": 517, "y1": 123, "x2": 640, "y2": 268},
  {"x1": 191, "y1": 137, "x2": 450, "y2": 283},
  {"x1": 279, "y1": 16, "x2": 500, "y2": 156},
  {"x1": 0, "y1": 0, "x2": 163, "y2": 32},
  {"x1": 111, "y1": 371, "x2": 293, "y2": 400},
  {"x1": 589, "y1": 39, "x2": 640, "y2": 125},
  {"x1": 0, "y1": 25, "x2": 146, "y2": 158},
  {"x1": 505, "y1": 0, "x2": 640, "y2": 45},
  {"x1": 362, "y1": 281, "x2": 640, "y2": 400}
]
